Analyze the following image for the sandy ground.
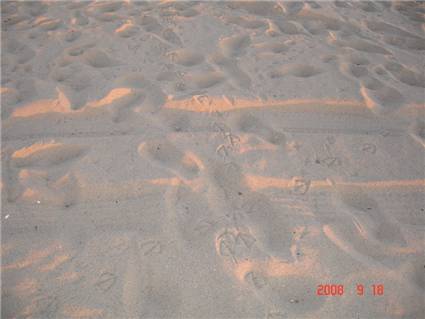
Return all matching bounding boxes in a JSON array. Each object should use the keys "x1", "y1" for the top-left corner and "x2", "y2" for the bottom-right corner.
[{"x1": 1, "y1": 1, "x2": 425, "y2": 318}]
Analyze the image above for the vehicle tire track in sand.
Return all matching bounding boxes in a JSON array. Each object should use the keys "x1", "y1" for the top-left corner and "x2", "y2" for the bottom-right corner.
[{"x1": 122, "y1": 236, "x2": 142, "y2": 318}]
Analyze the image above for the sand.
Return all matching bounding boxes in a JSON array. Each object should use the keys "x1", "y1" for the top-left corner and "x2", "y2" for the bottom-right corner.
[{"x1": 1, "y1": 1, "x2": 424, "y2": 318}]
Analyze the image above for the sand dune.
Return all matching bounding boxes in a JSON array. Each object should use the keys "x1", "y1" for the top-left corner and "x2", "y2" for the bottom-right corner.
[{"x1": 2, "y1": 1, "x2": 425, "y2": 318}]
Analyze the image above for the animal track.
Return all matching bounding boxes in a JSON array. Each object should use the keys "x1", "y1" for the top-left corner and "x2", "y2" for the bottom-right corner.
[
  {"x1": 183, "y1": 71, "x2": 225, "y2": 89},
  {"x1": 113, "y1": 73, "x2": 166, "y2": 112},
  {"x1": 275, "y1": 20, "x2": 305, "y2": 35},
  {"x1": 223, "y1": 15, "x2": 266, "y2": 29},
  {"x1": 364, "y1": 19, "x2": 425, "y2": 50},
  {"x1": 88, "y1": 1, "x2": 122, "y2": 13},
  {"x1": 383, "y1": 35, "x2": 425, "y2": 51},
  {"x1": 168, "y1": 49, "x2": 204, "y2": 66},
  {"x1": 139, "y1": 279, "x2": 181, "y2": 318},
  {"x1": 384, "y1": 61, "x2": 425, "y2": 88},
  {"x1": 365, "y1": 20, "x2": 423, "y2": 39},
  {"x1": 232, "y1": 113, "x2": 286, "y2": 146},
  {"x1": 243, "y1": 194, "x2": 294, "y2": 260},
  {"x1": 138, "y1": 139, "x2": 200, "y2": 179},
  {"x1": 4, "y1": 38, "x2": 35, "y2": 64},
  {"x1": 95, "y1": 272, "x2": 116, "y2": 292},
  {"x1": 361, "y1": 143, "x2": 377, "y2": 154},
  {"x1": 254, "y1": 42, "x2": 289, "y2": 54},
  {"x1": 216, "y1": 228, "x2": 257, "y2": 263},
  {"x1": 71, "y1": 10, "x2": 89, "y2": 26},
  {"x1": 360, "y1": 83, "x2": 404, "y2": 114},
  {"x1": 209, "y1": 52, "x2": 252, "y2": 89},
  {"x1": 232, "y1": 1, "x2": 286, "y2": 16},
  {"x1": 135, "y1": 15, "x2": 163, "y2": 33},
  {"x1": 12, "y1": 142, "x2": 87, "y2": 168},
  {"x1": 243, "y1": 270, "x2": 325, "y2": 316},
  {"x1": 90, "y1": 87, "x2": 142, "y2": 122},
  {"x1": 409, "y1": 120, "x2": 425, "y2": 148},
  {"x1": 291, "y1": 177, "x2": 311, "y2": 195},
  {"x1": 331, "y1": 34, "x2": 391, "y2": 55},
  {"x1": 82, "y1": 48, "x2": 116, "y2": 68},
  {"x1": 339, "y1": 62, "x2": 368, "y2": 79},
  {"x1": 139, "y1": 240, "x2": 162, "y2": 256},
  {"x1": 299, "y1": 9, "x2": 344, "y2": 31},
  {"x1": 270, "y1": 64, "x2": 323, "y2": 78},
  {"x1": 63, "y1": 29, "x2": 81, "y2": 42},
  {"x1": 329, "y1": 184, "x2": 408, "y2": 258},
  {"x1": 219, "y1": 34, "x2": 251, "y2": 57}
]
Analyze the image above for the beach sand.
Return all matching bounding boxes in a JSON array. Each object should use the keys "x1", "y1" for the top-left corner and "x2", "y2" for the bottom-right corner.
[{"x1": 1, "y1": 1, "x2": 424, "y2": 318}]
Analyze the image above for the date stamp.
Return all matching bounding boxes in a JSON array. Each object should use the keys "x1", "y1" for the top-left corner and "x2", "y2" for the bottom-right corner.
[{"x1": 316, "y1": 284, "x2": 384, "y2": 296}]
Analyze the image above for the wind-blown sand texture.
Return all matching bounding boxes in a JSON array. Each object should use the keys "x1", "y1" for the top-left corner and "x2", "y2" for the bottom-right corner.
[{"x1": 1, "y1": 1, "x2": 425, "y2": 318}]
